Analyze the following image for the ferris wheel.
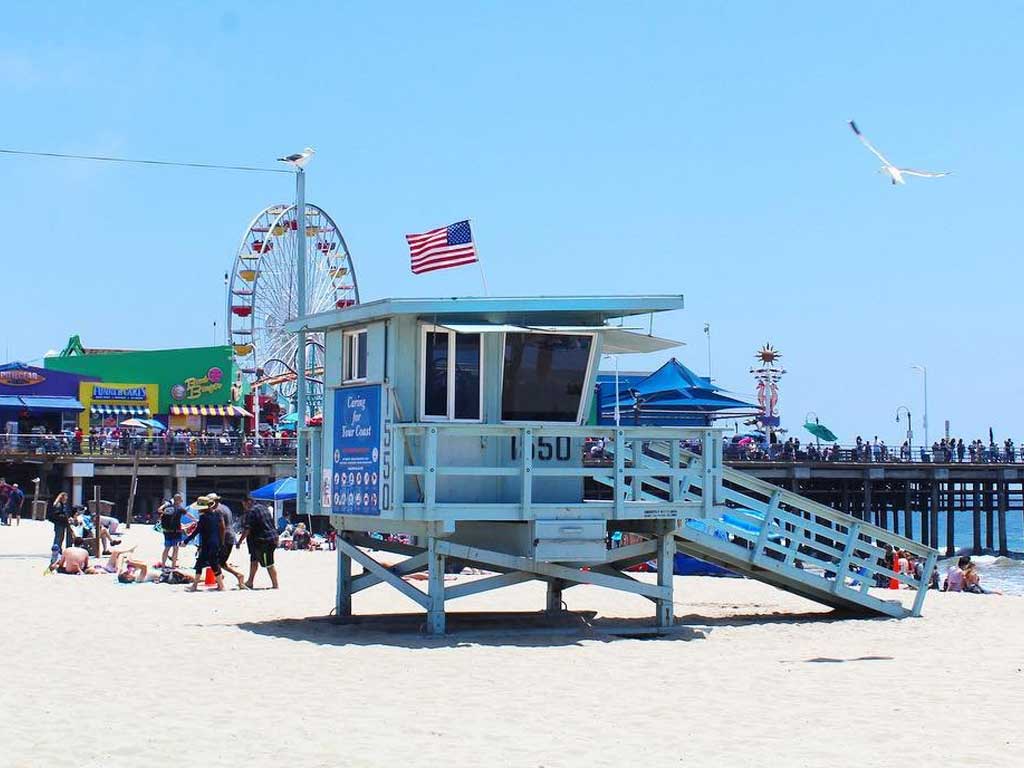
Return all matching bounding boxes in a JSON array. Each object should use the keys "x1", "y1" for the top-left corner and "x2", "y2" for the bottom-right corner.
[{"x1": 227, "y1": 203, "x2": 358, "y2": 404}]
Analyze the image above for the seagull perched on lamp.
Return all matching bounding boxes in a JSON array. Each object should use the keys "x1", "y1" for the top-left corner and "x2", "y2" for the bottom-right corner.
[
  {"x1": 277, "y1": 147, "x2": 315, "y2": 169},
  {"x1": 848, "y1": 121, "x2": 950, "y2": 185}
]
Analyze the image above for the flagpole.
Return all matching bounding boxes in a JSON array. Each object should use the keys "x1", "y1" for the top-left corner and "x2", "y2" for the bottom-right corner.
[{"x1": 468, "y1": 218, "x2": 489, "y2": 296}]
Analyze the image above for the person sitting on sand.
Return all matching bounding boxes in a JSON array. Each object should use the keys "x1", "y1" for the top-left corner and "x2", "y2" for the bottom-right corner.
[
  {"x1": 68, "y1": 509, "x2": 119, "y2": 554},
  {"x1": 48, "y1": 546, "x2": 91, "y2": 575},
  {"x1": 963, "y1": 561, "x2": 1002, "y2": 595},
  {"x1": 943, "y1": 556, "x2": 970, "y2": 592},
  {"x1": 292, "y1": 522, "x2": 312, "y2": 550}
]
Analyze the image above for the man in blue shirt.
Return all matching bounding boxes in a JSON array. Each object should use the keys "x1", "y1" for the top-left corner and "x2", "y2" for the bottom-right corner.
[{"x1": 9, "y1": 484, "x2": 25, "y2": 526}]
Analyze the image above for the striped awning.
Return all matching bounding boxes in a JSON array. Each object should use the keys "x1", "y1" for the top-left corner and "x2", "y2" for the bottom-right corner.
[
  {"x1": 91, "y1": 405, "x2": 151, "y2": 416},
  {"x1": 170, "y1": 405, "x2": 252, "y2": 417}
]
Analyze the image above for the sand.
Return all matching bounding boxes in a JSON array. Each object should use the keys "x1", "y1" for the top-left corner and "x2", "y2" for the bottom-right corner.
[{"x1": 2, "y1": 518, "x2": 1022, "y2": 768}]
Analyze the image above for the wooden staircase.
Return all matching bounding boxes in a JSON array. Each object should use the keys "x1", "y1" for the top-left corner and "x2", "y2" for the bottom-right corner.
[{"x1": 599, "y1": 440, "x2": 939, "y2": 618}]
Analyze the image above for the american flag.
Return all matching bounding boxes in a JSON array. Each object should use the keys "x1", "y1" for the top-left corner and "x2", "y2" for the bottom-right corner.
[{"x1": 405, "y1": 220, "x2": 478, "y2": 274}]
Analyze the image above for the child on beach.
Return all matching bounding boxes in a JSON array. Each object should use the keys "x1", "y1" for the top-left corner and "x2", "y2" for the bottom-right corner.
[{"x1": 963, "y1": 561, "x2": 1002, "y2": 595}]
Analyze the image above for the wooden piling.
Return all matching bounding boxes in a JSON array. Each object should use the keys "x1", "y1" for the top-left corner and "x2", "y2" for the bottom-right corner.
[
  {"x1": 985, "y1": 481, "x2": 995, "y2": 551},
  {"x1": 920, "y1": 488, "x2": 930, "y2": 546},
  {"x1": 929, "y1": 481, "x2": 940, "y2": 550},
  {"x1": 972, "y1": 482, "x2": 982, "y2": 555},
  {"x1": 945, "y1": 482, "x2": 955, "y2": 556},
  {"x1": 903, "y1": 481, "x2": 913, "y2": 540},
  {"x1": 862, "y1": 478, "x2": 871, "y2": 524},
  {"x1": 998, "y1": 479, "x2": 1009, "y2": 556}
]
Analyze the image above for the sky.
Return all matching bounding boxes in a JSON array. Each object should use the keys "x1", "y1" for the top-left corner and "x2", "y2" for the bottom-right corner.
[{"x1": 2, "y1": 1, "x2": 1022, "y2": 445}]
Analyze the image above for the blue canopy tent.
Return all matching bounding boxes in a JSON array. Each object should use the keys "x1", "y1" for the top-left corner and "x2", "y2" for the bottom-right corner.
[
  {"x1": 597, "y1": 359, "x2": 754, "y2": 576},
  {"x1": 250, "y1": 476, "x2": 297, "y2": 500},
  {"x1": 597, "y1": 358, "x2": 755, "y2": 427},
  {"x1": 249, "y1": 476, "x2": 308, "y2": 529}
]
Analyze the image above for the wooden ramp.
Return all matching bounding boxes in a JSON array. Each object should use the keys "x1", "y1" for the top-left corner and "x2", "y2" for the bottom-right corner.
[{"x1": 602, "y1": 440, "x2": 940, "y2": 618}]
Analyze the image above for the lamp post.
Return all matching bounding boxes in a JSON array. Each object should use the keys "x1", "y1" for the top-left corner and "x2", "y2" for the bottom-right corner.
[
  {"x1": 600, "y1": 353, "x2": 622, "y2": 426},
  {"x1": 295, "y1": 166, "x2": 308, "y2": 518},
  {"x1": 703, "y1": 322, "x2": 712, "y2": 382},
  {"x1": 896, "y1": 405, "x2": 913, "y2": 460},
  {"x1": 223, "y1": 271, "x2": 230, "y2": 344},
  {"x1": 911, "y1": 364, "x2": 928, "y2": 448}
]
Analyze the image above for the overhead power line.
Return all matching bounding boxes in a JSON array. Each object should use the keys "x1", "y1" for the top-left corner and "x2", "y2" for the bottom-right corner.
[{"x1": 0, "y1": 147, "x2": 293, "y2": 174}]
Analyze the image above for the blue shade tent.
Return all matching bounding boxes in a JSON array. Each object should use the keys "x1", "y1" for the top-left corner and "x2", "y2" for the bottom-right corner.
[
  {"x1": 250, "y1": 476, "x2": 297, "y2": 500},
  {"x1": 597, "y1": 358, "x2": 754, "y2": 426}
]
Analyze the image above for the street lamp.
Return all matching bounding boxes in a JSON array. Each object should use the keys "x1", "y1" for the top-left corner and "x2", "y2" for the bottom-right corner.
[
  {"x1": 896, "y1": 405, "x2": 913, "y2": 459},
  {"x1": 277, "y1": 148, "x2": 314, "y2": 518},
  {"x1": 703, "y1": 322, "x2": 712, "y2": 382},
  {"x1": 911, "y1": 364, "x2": 929, "y2": 447}
]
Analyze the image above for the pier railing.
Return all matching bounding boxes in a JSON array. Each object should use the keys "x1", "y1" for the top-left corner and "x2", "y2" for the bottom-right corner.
[
  {"x1": 0, "y1": 432, "x2": 297, "y2": 459},
  {"x1": 726, "y1": 442, "x2": 1019, "y2": 464},
  {"x1": 390, "y1": 423, "x2": 723, "y2": 521}
]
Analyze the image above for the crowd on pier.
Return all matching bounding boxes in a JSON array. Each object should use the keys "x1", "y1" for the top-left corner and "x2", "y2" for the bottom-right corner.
[
  {"x1": 0, "y1": 427, "x2": 296, "y2": 458},
  {"x1": 727, "y1": 435, "x2": 1021, "y2": 464}
]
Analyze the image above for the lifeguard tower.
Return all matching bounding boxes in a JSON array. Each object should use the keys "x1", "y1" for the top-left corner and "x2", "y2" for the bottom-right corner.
[{"x1": 288, "y1": 295, "x2": 937, "y2": 635}]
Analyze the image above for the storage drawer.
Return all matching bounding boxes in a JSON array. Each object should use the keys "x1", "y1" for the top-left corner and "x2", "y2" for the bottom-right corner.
[{"x1": 531, "y1": 519, "x2": 607, "y2": 563}]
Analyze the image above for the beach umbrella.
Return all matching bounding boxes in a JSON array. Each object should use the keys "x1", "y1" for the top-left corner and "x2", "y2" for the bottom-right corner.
[
  {"x1": 120, "y1": 417, "x2": 167, "y2": 431},
  {"x1": 804, "y1": 422, "x2": 838, "y2": 443}
]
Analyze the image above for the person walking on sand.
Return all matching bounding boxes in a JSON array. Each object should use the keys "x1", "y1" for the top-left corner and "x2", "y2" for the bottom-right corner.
[
  {"x1": 48, "y1": 492, "x2": 73, "y2": 552},
  {"x1": 182, "y1": 498, "x2": 226, "y2": 591},
  {"x1": 0, "y1": 479, "x2": 10, "y2": 526},
  {"x1": 206, "y1": 493, "x2": 247, "y2": 589},
  {"x1": 237, "y1": 496, "x2": 280, "y2": 589},
  {"x1": 5, "y1": 483, "x2": 24, "y2": 526},
  {"x1": 158, "y1": 493, "x2": 187, "y2": 568}
]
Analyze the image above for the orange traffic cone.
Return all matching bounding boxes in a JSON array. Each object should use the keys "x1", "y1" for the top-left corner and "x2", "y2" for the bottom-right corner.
[
  {"x1": 888, "y1": 556, "x2": 900, "y2": 589},
  {"x1": 204, "y1": 567, "x2": 217, "y2": 586}
]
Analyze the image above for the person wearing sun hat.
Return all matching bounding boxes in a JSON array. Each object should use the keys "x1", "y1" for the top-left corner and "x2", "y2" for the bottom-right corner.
[
  {"x1": 206, "y1": 493, "x2": 247, "y2": 589},
  {"x1": 181, "y1": 496, "x2": 225, "y2": 591}
]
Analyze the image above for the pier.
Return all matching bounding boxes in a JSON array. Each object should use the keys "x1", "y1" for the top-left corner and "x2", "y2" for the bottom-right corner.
[
  {"x1": 733, "y1": 459, "x2": 1021, "y2": 557},
  {"x1": 0, "y1": 443, "x2": 294, "y2": 520}
]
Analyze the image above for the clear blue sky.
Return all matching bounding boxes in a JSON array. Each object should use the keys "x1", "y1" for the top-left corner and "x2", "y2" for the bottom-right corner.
[{"x1": 3, "y1": 1, "x2": 1022, "y2": 445}]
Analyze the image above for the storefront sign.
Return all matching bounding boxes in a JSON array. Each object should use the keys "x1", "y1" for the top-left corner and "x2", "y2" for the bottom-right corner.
[
  {"x1": 331, "y1": 384, "x2": 382, "y2": 516},
  {"x1": 92, "y1": 385, "x2": 147, "y2": 401},
  {"x1": 173, "y1": 367, "x2": 225, "y2": 401},
  {"x1": 0, "y1": 369, "x2": 45, "y2": 387}
]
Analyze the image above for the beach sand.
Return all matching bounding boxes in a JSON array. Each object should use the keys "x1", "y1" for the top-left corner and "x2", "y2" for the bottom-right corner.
[{"x1": 2, "y1": 519, "x2": 1022, "y2": 768}]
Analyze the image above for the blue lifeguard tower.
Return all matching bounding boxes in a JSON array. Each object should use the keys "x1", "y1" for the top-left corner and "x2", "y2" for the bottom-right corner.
[{"x1": 288, "y1": 295, "x2": 937, "y2": 634}]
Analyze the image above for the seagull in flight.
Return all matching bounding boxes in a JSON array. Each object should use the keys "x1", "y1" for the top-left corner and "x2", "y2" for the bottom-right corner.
[
  {"x1": 277, "y1": 147, "x2": 315, "y2": 169},
  {"x1": 848, "y1": 121, "x2": 950, "y2": 185}
]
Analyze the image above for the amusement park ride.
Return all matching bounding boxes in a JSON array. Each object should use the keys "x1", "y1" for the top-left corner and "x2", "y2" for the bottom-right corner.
[{"x1": 226, "y1": 201, "x2": 358, "y2": 419}]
